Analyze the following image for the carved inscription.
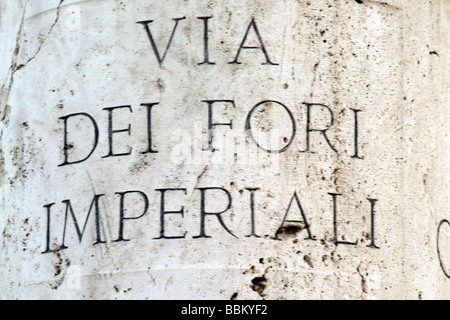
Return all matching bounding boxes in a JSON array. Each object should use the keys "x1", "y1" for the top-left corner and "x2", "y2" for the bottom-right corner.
[
  {"x1": 41, "y1": 15, "x2": 382, "y2": 255},
  {"x1": 57, "y1": 101, "x2": 362, "y2": 165},
  {"x1": 42, "y1": 189, "x2": 379, "y2": 253}
]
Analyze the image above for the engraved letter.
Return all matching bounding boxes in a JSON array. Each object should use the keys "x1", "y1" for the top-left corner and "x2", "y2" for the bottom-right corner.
[
  {"x1": 329, "y1": 193, "x2": 358, "y2": 246},
  {"x1": 102, "y1": 105, "x2": 133, "y2": 158},
  {"x1": 246, "y1": 100, "x2": 296, "y2": 153},
  {"x1": 230, "y1": 18, "x2": 278, "y2": 65},
  {"x1": 141, "y1": 103, "x2": 159, "y2": 154},
  {"x1": 137, "y1": 17, "x2": 186, "y2": 67},
  {"x1": 61, "y1": 194, "x2": 106, "y2": 250},
  {"x1": 274, "y1": 192, "x2": 315, "y2": 241},
  {"x1": 197, "y1": 16, "x2": 216, "y2": 66},
  {"x1": 193, "y1": 187, "x2": 237, "y2": 239},
  {"x1": 154, "y1": 188, "x2": 188, "y2": 240},
  {"x1": 114, "y1": 191, "x2": 149, "y2": 242},
  {"x1": 42, "y1": 203, "x2": 56, "y2": 254},
  {"x1": 202, "y1": 100, "x2": 235, "y2": 152},
  {"x1": 301, "y1": 103, "x2": 338, "y2": 154},
  {"x1": 246, "y1": 188, "x2": 260, "y2": 238},
  {"x1": 58, "y1": 113, "x2": 99, "y2": 166}
]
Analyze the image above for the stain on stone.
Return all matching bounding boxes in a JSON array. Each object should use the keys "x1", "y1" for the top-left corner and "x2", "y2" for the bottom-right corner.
[
  {"x1": 429, "y1": 50, "x2": 439, "y2": 57},
  {"x1": 303, "y1": 255, "x2": 314, "y2": 268},
  {"x1": 194, "y1": 165, "x2": 209, "y2": 188},
  {"x1": 1, "y1": 104, "x2": 11, "y2": 124},
  {"x1": 274, "y1": 225, "x2": 303, "y2": 239},
  {"x1": 65, "y1": 142, "x2": 74, "y2": 150},
  {"x1": 130, "y1": 157, "x2": 151, "y2": 174},
  {"x1": 357, "y1": 264, "x2": 368, "y2": 297},
  {"x1": 14, "y1": 64, "x2": 25, "y2": 72},
  {"x1": 50, "y1": 249, "x2": 70, "y2": 290},
  {"x1": 156, "y1": 78, "x2": 165, "y2": 90},
  {"x1": 250, "y1": 276, "x2": 267, "y2": 298},
  {"x1": 243, "y1": 265, "x2": 257, "y2": 275},
  {"x1": 230, "y1": 292, "x2": 238, "y2": 300},
  {"x1": 320, "y1": 239, "x2": 329, "y2": 248},
  {"x1": 54, "y1": 263, "x2": 62, "y2": 277}
]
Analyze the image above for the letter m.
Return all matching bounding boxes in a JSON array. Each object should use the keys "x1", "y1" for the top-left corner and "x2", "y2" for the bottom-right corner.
[{"x1": 61, "y1": 194, "x2": 106, "y2": 249}]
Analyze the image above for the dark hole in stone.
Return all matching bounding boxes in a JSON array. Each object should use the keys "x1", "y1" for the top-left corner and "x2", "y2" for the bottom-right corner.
[
  {"x1": 251, "y1": 276, "x2": 267, "y2": 297},
  {"x1": 230, "y1": 292, "x2": 238, "y2": 300},
  {"x1": 275, "y1": 225, "x2": 303, "y2": 238},
  {"x1": 54, "y1": 265, "x2": 61, "y2": 277},
  {"x1": 355, "y1": 0, "x2": 363, "y2": 3}
]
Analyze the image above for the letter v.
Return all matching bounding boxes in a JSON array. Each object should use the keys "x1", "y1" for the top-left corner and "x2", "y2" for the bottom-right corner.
[{"x1": 137, "y1": 17, "x2": 186, "y2": 67}]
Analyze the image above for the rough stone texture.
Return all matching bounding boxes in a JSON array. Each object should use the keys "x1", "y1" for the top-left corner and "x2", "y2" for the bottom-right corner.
[{"x1": 1, "y1": 0, "x2": 450, "y2": 300}]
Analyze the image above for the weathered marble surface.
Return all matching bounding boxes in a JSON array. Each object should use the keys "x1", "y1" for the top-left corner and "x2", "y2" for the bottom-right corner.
[{"x1": 1, "y1": 0, "x2": 450, "y2": 299}]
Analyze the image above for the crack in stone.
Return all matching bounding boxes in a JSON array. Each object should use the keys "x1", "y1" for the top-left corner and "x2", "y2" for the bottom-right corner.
[
  {"x1": 193, "y1": 165, "x2": 209, "y2": 190},
  {"x1": 0, "y1": 3, "x2": 27, "y2": 124},
  {"x1": 357, "y1": 264, "x2": 368, "y2": 299},
  {"x1": 21, "y1": 0, "x2": 65, "y2": 71},
  {"x1": 362, "y1": 0, "x2": 402, "y2": 10},
  {"x1": 0, "y1": 129, "x2": 4, "y2": 185},
  {"x1": 1, "y1": 0, "x2": 64, "y2": 124}
]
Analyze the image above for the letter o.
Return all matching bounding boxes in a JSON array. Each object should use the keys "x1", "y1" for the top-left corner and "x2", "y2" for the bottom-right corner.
[{"x1": 245, "y1": 100, "x2": 296, "y2": 153}]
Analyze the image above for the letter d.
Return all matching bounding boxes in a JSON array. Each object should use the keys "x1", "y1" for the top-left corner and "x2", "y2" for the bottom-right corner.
[{"x1": 59, "y1": 113, "x2": 99, "y2": 166}]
